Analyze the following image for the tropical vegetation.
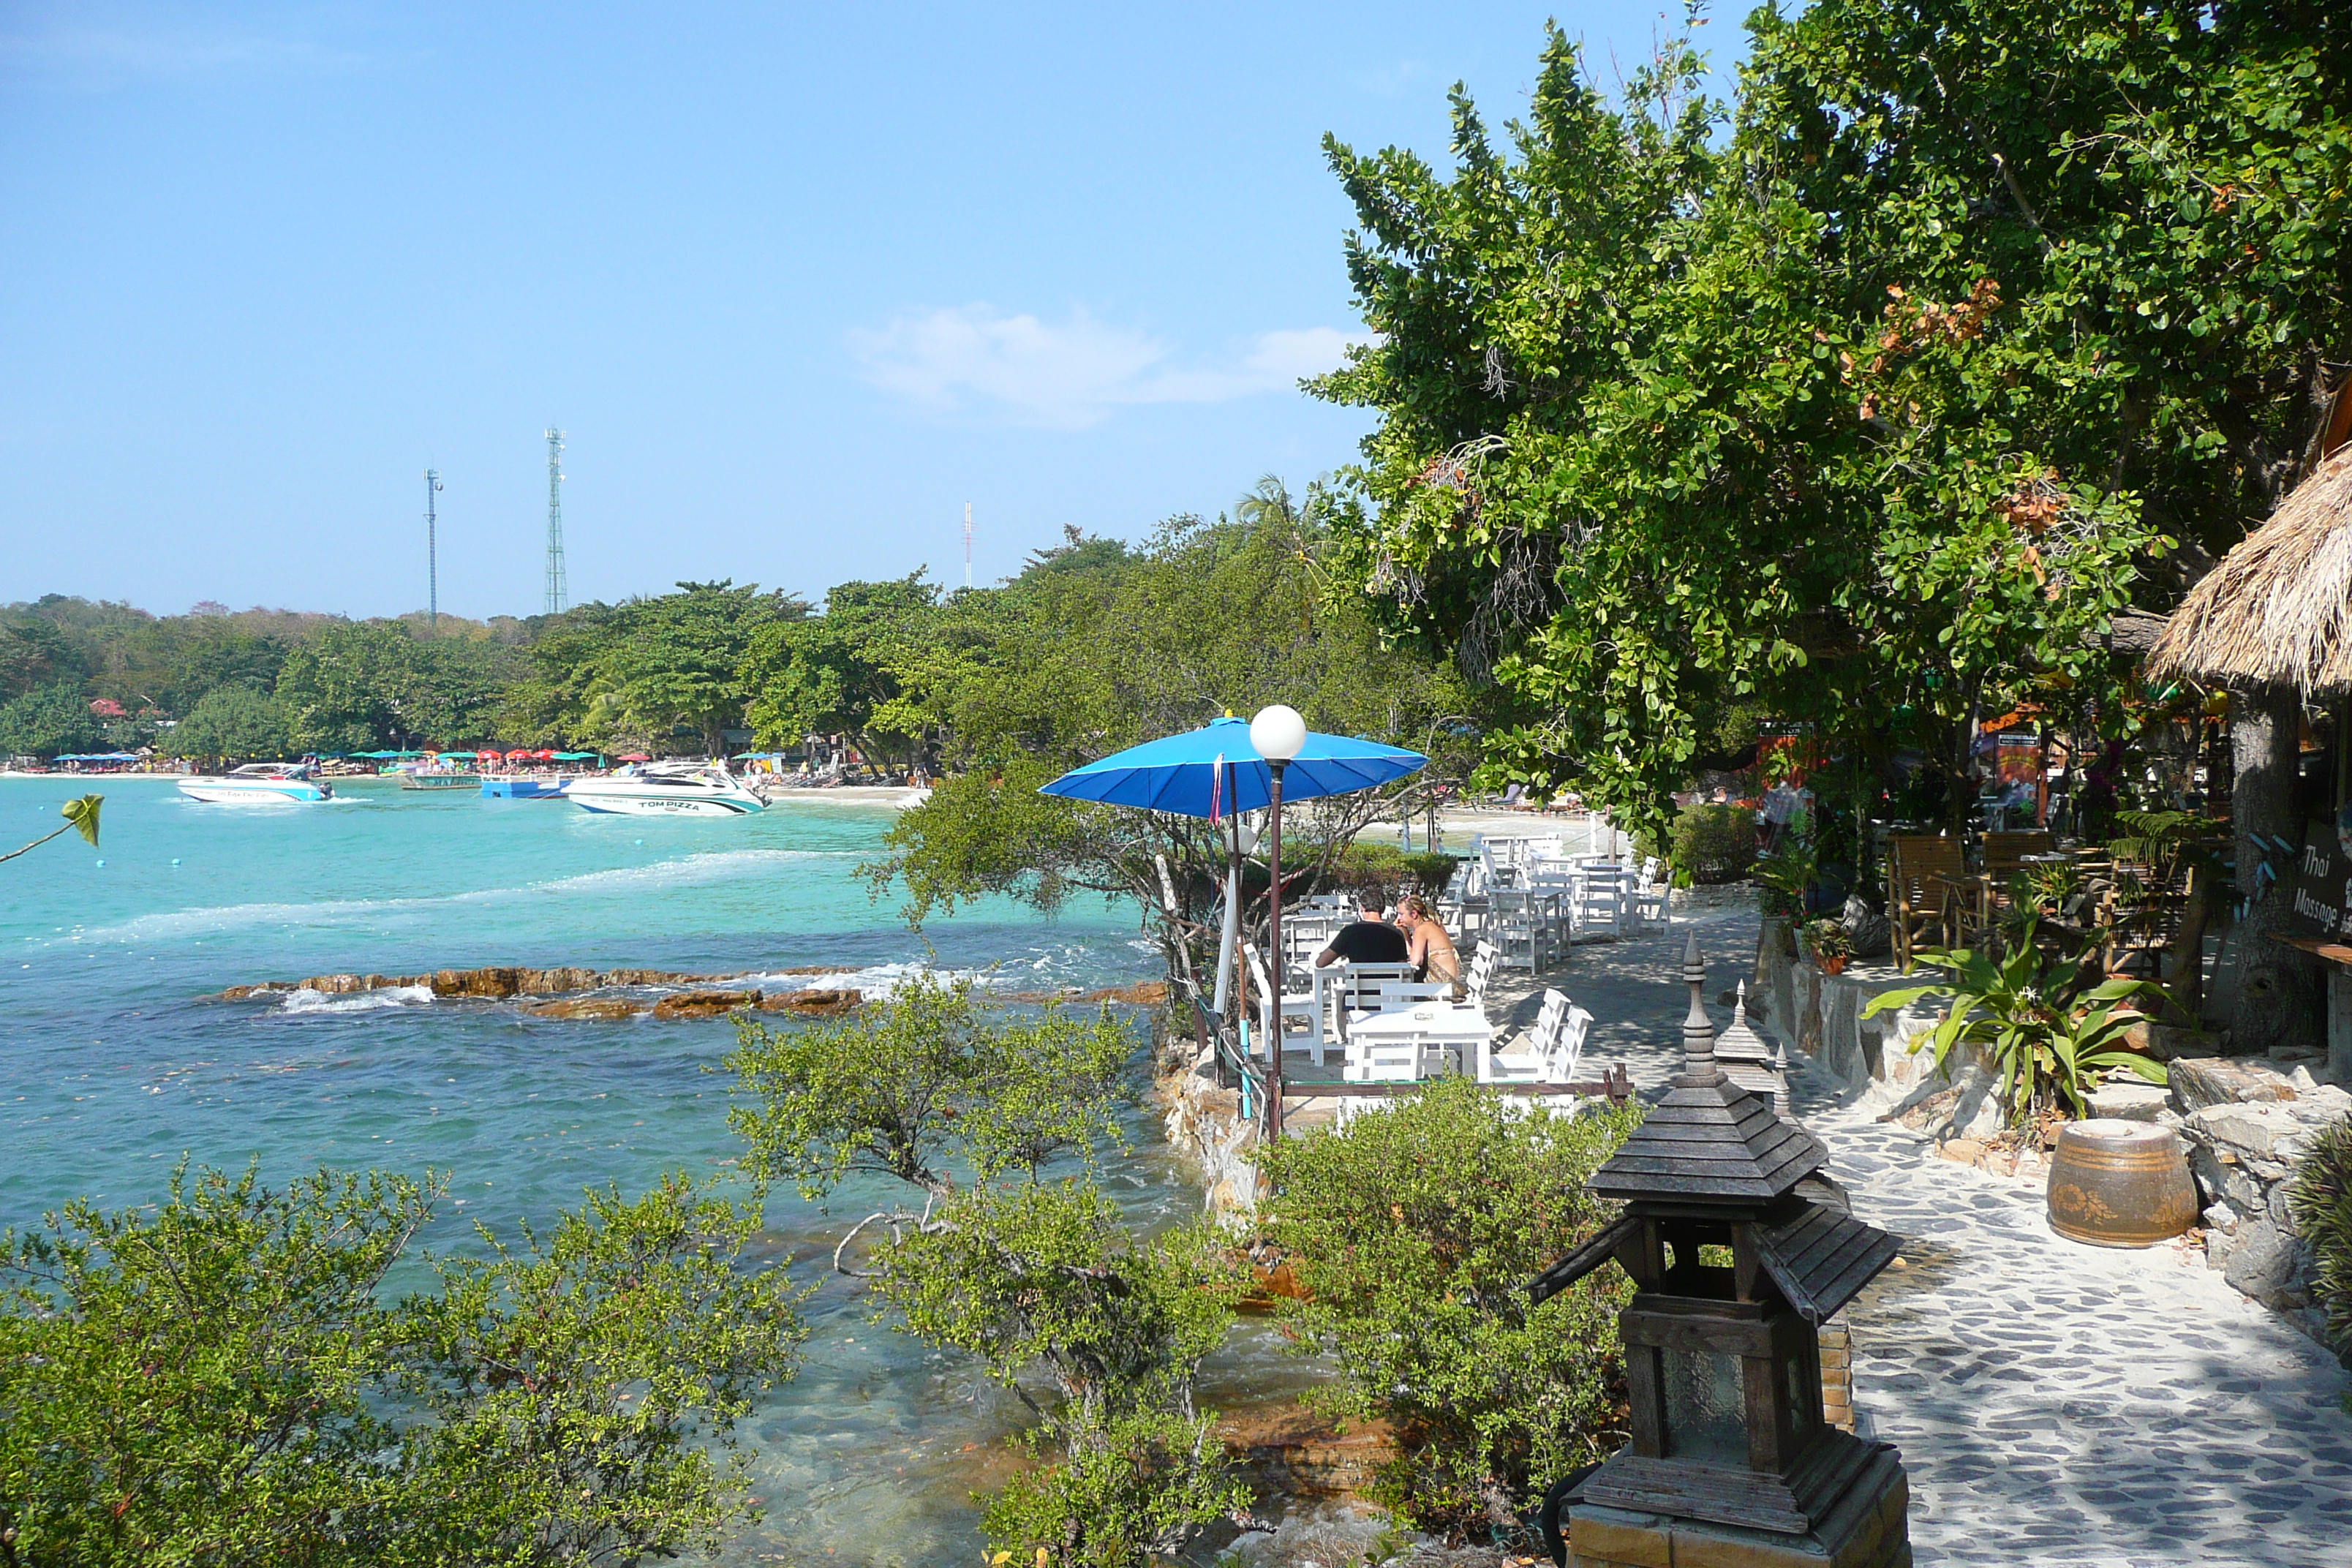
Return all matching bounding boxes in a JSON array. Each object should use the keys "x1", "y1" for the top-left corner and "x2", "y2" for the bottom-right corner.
[
  {"x1": 1251, "y1": 1078, "x2": 1640, "y2": 1539},
  {"x1": 726, "y1": 976, "x2": 1246, "y2": 1566},
  {"x1": 0, "y1": 1165, "x2": 804, "y2": 1566},
  {"x1": 1863, "y1": 921, "x2": 2170, "y2": 1126}
]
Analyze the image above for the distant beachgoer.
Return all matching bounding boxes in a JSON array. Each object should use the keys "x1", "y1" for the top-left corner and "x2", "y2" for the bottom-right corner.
[
  {"x1": 1315, "y1": 900, "x2": 1409, "y2": 967},
  {"x1": 1396, "y1": 895, "x2": 1463, "y2": 993}
]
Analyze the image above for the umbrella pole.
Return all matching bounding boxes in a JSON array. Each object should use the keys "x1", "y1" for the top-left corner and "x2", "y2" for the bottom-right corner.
[{"x1": 1266, "y1": 759, "x2": 1288, "y2": 1139}]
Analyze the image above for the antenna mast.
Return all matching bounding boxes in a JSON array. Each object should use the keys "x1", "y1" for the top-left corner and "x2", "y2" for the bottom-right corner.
[
  {"x1": 964, "y1": 501, "x2": 972, "y2": 589},
  {"x1": 544, "y1": 427, "x2": 568, "y2": 616},
  {"x1": 424, "y1": 469, "x2": 444, "y2": 627}
]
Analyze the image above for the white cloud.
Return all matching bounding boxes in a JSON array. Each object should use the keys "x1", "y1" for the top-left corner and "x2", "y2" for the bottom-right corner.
[
  {"x1": 0, "y1": 23, "x2": 368, "y2": 86},
  {"x1": 848, "y1": 306, "x2": 1364, "y2": 430}
]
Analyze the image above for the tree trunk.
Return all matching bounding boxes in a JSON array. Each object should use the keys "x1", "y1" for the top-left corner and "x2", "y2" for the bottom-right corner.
[{"x1": 2228, "y1": 683, "x2": 2323, "y2": 1057}]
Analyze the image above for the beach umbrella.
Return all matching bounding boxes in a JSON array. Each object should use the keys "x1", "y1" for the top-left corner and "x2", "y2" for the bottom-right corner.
[
  {"x1": 1039, "y1": 712, "x2": 1426, "y2": 1138},
  {"x1": 618, "y1": 752, "x2": 651, "y2": 762},
  {"x1": 1037, "y1": 715, "x2": 1424, "y2": 815}
]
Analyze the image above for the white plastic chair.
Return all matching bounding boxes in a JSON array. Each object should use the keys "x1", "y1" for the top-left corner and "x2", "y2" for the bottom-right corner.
[
  {"x1": 1572, "y1": 865, "x2": 1625, "y2": 942},
  {"x1": 1631, "y1": 857, "x2": 1670, "y2": 934},
  {"x1": 1490, "y1": 887, "x2": 1560, "y2": 970},
  {"x1": 1243, "y1": 942, "x2": 1322, "y2": 1063},
  {"x1": 1327, "y1": 961, "x2": 1419, "y2": 1042}
]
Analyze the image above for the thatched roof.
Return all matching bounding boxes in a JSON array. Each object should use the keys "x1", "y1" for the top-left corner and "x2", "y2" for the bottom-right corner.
[{"x1": 2147, "y1": 447, "x2": 2352, "y2": 695}]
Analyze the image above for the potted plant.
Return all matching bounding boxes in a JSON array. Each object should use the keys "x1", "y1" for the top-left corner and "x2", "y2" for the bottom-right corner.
[
  {"x1": 1802, "y1": 917, "x2": 1854, "y2": 975},
  {"x1": 1861, "y1": 917, "x2": 2168, "y2": 1123}
]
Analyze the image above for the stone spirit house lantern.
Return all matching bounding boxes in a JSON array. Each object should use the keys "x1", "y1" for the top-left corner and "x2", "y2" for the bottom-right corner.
[{"x1": 1529, "y1": 939, "x2": 1911, "y2": 1567}]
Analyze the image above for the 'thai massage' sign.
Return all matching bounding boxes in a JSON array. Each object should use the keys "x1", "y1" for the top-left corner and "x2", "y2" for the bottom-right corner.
[{"x1": 2288, "y1": 811, "x2": 2352, "y2": 940}]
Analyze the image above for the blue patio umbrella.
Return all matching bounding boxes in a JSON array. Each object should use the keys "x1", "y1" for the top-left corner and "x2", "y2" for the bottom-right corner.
[
  {"x1": 1037, "y1": 715, "x2": 1425, "y2": 815},
  {"x1": 1040, "y1": 715, "x2": 1428, "y2": 1096}
]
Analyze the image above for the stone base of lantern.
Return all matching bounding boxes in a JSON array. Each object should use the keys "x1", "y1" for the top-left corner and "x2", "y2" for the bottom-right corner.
[{"x1": 1565, "y1": 1442, "x2": 1910, "y2": 1568}]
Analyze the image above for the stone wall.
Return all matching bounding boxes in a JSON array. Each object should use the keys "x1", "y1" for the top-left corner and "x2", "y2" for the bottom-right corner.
[
  {"x1": 2164, "y1": 1055, "x2": 2351, "y2": 1345},
  {"x1": 1752, "y1": 916, "x2": 1947, "y2": 1111}
]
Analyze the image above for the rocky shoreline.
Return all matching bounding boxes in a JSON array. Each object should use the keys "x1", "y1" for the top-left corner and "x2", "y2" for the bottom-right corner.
[{"x1": 208, "y1": 965, "x2": 1168, "y2": 1020}]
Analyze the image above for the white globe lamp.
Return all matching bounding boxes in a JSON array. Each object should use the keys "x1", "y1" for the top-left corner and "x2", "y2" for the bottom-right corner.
[{"x1": 1249, "y1": 704, "x2": 1307, "y2": 763}]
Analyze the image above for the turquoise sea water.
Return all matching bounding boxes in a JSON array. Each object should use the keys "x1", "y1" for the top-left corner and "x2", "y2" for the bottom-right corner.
[{"x1": 0, "y1": 776, "x2": 1295, "y2": 1563}]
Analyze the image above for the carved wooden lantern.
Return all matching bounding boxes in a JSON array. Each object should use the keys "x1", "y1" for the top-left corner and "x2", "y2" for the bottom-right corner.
[{"x1": 1529, "y1": 938, "x2": 1910, "y2": 1568}]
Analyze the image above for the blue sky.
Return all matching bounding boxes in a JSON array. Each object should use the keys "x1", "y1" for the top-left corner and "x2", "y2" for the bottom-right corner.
[{"x1": 1, "y1": 1, "x2": 1738, "y2": 619}]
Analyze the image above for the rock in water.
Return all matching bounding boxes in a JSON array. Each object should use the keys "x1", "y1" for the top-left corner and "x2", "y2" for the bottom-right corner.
[
  {"x1": 524, "y1": 996, "x2": 648, "y2": 1020},
  {"x1": 651, "y1": 990, "x2": 758, "y2": 1019}
]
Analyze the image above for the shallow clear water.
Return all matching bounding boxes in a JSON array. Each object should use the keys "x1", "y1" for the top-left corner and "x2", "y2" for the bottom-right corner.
[{"x1": 0, "y1": 775, "x2": 1314, "y2": 1562}]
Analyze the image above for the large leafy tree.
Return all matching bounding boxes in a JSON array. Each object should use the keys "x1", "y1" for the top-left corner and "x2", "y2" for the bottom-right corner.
[
  {"x1": 164, "y1": 685, "x2": 294, "y2": 764},
  {"x1": 862, "y1": 499, "x2": 1477, "y2": 991},
  {"x1": 1315, "y1": 3, "x2": 2351, "y2": 834},
  {"x1": 275, "y1": 623, "x2": 518, "y2": 752},
  {"x1": 0, "y1": 685, "x2": 105, "y2": 761},
  {"x1": 741, "y1": 573, "x2": 944, "y2": 769},
  {"x1": 591, "y1": 581, "x2": 808, "y2": 756}
]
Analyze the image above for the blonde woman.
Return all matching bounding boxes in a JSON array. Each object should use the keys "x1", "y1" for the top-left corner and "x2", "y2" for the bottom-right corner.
[{"x1": 1397, "y1": 895, "x2": 1463, "y2": 995}]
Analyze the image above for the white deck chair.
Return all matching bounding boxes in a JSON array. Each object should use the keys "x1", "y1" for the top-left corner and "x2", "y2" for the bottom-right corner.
[
  {"x1": 1572, "y1": 865, "x2": 1626, "y2": 941},
  {"x1": 1481, "y1": 990, "x2": 1593, "y2": 1086},
  {"x1": 1462, "y1": 946, "x2": 1498, "y2": 1012},
  {"x1": 1631, "y1": 857, "x2": 1670, "y2": 934},
  {"x1": 1243, "y1": 942, "x2": 1322, "y2": 1064}
]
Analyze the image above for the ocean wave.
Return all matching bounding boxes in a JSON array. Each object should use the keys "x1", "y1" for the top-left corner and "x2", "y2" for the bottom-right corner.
[
  {"x1": 61, "y1": 849, "x2": 849, "y2": 944},
  {"x1": 279, "y1": 984, "x2": 434, "y2": 1014}
]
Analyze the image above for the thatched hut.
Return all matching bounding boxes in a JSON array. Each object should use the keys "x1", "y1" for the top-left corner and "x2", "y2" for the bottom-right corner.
[
  {"x1": 2149, "y1": 447, "x2": 2352, "y2": 693},
  {"x1": 2147, "y1": 444, "x2": 2352, "y2": 1069}
]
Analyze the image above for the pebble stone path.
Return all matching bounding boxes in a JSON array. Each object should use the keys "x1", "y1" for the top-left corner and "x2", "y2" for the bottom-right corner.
[{"x1": 1527, "y1": 900, "x2": 2352, "y2": 1568}]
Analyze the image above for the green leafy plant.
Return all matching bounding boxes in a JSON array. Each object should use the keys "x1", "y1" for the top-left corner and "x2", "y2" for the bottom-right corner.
[
  {"x1": 1668, "y1": 804, "x2": 1757, "y2": 887},
  {"x1": 2287, "y1": 1115, "x2": 2352, "y2": 1376},
  {"x1": 728, "y1": 976, "x2": 1244, "y2": 1565},
  {"x1": 0, "y1": 794, "x2": 99, "y2": 866},
  {"x1": 1802, "y1": 918, "x2": 1853, "y2": 962},
  {"x1": 1863, "y1": 919, "x2": 2168, "y2": 1125},
  {"x1": 1251, "y1": 1077, "x2": 1640, "y2": 1538},
  {"x1": 0, "y1": 1163, "x2": 804, "y2": 1567},
  {"x1": 1754, "y1": 835, "x2": 1817, "y2": 918}
]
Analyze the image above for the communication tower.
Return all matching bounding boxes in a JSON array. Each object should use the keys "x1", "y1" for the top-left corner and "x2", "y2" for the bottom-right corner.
[
  {"x1": 424, "y1": 469, "x2": 444, "y2": 627},
  {"x1": 964, "y1": 502, "x2": 973, "y2": 589},
  {"x1": 545, "y1": 427, "x2": 568, "y2": 616}
]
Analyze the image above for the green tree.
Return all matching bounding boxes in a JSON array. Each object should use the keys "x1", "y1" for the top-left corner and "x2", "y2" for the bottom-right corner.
[
  {"x1": 1252, "y1": 1078, "x2": 1638, "y2": 1535},
  {"x1": 164, "y1": 686, "x2": 293, "y2": 763},
  {"x1": 275, "y1": 624, "x2": 514, "y2": 752},
  {"x1": 741, "y1": 573, "x2": 942, "y2": 769},
  {"x1": 862, "y1": 502, "x2": 1476, "y2": 992},
  {"x1": 0, "y1": 1164, "x2": 804, "y2": 1567},
  {"x1": 1314, "y1": 5, "x2": 2351, "y2": 834},
  {"x1": 727, "y1": 977, "x2": 1244, "y2": 1564},
  {"x1": 0, "y1": 685, "x2": 103, "y2": 761},
  {"x1": 593, "y1": 581, "x2": 808, "y2": 756}
]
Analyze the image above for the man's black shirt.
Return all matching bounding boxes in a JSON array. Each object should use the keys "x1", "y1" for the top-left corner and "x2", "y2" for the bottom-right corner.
[{"x1": 1324, "y1": 920, "x2": 1409, "y2": 965}]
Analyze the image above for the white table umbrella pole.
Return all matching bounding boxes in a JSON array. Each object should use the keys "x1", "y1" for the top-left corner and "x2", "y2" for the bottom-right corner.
[{"x1": 1212, "y1": 858, "x2": 1240, "y2": 1017}]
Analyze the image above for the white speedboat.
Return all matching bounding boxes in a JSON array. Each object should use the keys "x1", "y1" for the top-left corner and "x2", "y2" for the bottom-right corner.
[
  {"x1": 566, "y1": 762, "x2": 767, "y2": 816},
  {"x1": 178, "y1": 762, "x2": 333, "y2": 805}
]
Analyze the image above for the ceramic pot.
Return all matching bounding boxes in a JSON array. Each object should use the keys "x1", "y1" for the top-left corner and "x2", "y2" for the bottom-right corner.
[
  {"x1": 2046, "y1": 1119, "x2": 2198, "y2": 1247},
  {"x1": 1815, "y1": 953, "x2": 1850, "y2": 976}
]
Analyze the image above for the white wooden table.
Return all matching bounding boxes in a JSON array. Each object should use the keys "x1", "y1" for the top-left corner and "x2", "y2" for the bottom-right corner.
[{"x1": 1341, "y1": 1002, "x2": 1493, "y2": 1079}]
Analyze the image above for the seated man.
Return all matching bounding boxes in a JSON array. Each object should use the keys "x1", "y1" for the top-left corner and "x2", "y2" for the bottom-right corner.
[{"x1": 1315, "y1": 899, "x2": 1410, "y2": 968}]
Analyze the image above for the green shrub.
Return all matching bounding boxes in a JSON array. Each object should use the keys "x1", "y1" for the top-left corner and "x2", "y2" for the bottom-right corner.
[
  {"x1": 1330, "y1": 842, "x2": 1460, "y2": 903},
  {"x1": 1251, "y1": 1077, "x2": 1639, "y2": 1536},
  {"x1": 2290, "y1": 1115, "x2": 2352, "y2": 1379},
  {"x1": 0, "y1": 1164, "x2": 805, "y2": 1567},
  {"x1": 1669, "y1": 803, "x2": 1757, "y2": 885}
]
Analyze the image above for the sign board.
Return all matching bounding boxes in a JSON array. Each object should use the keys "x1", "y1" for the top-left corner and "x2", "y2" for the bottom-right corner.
[{"x1": 2288, "y1": 813, "x2": 2352, "y2": 939}]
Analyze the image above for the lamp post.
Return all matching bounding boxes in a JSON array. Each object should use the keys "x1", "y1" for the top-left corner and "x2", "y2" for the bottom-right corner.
[{"x1": 1250, "y1": 704, "x2": 1306, "y2": 1140}]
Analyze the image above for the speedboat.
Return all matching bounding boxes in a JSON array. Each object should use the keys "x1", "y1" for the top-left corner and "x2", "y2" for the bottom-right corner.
[
  {"x1": 178, "y1": 762, "x2": 333, "y2": 805},
  {"x1": 566, "y1": 761, "x2": 767, "y2": 816}
]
